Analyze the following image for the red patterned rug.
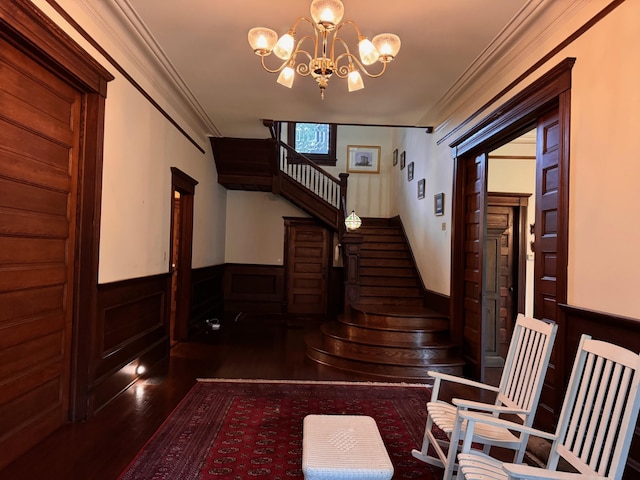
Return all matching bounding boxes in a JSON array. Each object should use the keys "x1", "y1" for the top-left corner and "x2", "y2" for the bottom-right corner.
[{"x1": 118, "y1": 379, "x2": 443, "y2": 479}]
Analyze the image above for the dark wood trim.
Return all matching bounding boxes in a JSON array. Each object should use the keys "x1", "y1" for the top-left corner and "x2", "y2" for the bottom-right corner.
[
  {"x1": 450, "y1": 58, "x2": 574, "y2": 155},
  {"x1": 438, "y1": 0, "x2": 625, "y2": 147},
  {"x1": 93, "y1": 274, "x2": 169, "y2": 414},
  {"x1": 0, "y1": 0, "x2": 114, "y2": 421},
  {"x1": 224, "y1": 264, "x2": 285, "y2": 314},
  {"x1": 0, "y1": 0, "x2": 113, "y2": 93},
  {"x1": 488, "y1": 155, "x2": 536, "y2": 160},
  {"x1": 43, "y1": 0, "x2": 207, "y2": 152}
]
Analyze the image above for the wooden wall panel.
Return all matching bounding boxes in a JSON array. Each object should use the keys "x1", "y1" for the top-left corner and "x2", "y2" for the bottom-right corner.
[
  {"x1": 224, "y1": 264, "x2": 285, "y2": 314},
  {"x1": 560, "y1": 304, "x2": 640, "y2": 478},
  {"x1": 91, "y1": 275, "x2": 169, "y2": 414}
]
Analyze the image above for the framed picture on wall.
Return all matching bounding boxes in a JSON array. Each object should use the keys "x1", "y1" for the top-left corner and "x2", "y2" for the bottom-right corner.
[
  {"x1": 400, "y1": 151, "x2": 406, "y2": 169},
  {"x1": 434, "y1": 192, "x2": 445, "y2": 215},
  {"x1": 408, "y1": 162, "x2": 414, "y2": 181},
  {"x1": 418, "y1": 179, "x2": 425, "y2": 199},
  {"x1": 393, "y1": 149, "x2": 398, "y2": 166},
  {"x1": 347, "y1": 145, "x2": 381, "y2": 173}
]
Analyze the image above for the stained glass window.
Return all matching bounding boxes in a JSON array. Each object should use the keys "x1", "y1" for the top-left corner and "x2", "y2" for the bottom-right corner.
[{"x1": 287, "y1": 122, "x2": 337, "y2": 166}]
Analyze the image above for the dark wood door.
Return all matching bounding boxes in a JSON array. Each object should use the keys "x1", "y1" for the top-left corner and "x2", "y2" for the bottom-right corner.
[
  {"x1": 534, "y1": 111, "x2": 560, "y2": 324},
  {"x1": 285, "y1": 219, "x2": 330, "y2": 314},
  {"x1": 0, "y1": 38, "x2": 81, "y2": 467},
  {"x1": 534, "y1": 109, "x2": 561, "y2": 428},
  {"x1": 460, "y1": 154, "x2": 487, "y2": 380},
  {"x1": 485, "y1": 206, "x2": 516, "y2": 365}
]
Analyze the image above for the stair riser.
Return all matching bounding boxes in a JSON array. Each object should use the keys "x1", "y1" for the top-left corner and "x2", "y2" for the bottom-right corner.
[
  {"x1": 360, "y1": 267, "x2": 416, "y2": 277},
  {"x1": 306, "y1": 349, "x2": 464, "y2": 380},
  {"x1": 346, "y1": 312, "x2": 449, "y2": 331},
  {"x1": 356, "y1": 297, "x2": 424, "y2": 306},
  {"x1": 328, "y1": 325, "x2": 447, "y2": 344},
  {"x1": 322, "y1": 337, "x2": 457, "y2": 362}
]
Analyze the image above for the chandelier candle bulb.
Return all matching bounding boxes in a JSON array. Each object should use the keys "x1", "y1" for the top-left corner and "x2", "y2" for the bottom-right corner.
[
  {"x1": 358, "y1": 37, "x2": 379, "y2": 65},
  {"x1": 348, "y1": 69, "x2": 364, "y2": 92},
  {"x1": 248, "y1": 27, "x2": 278, "y2": 55},
  {"x1": 249, "y1": 0, "x2": 400, "y2": 97},
  {"x1": 372, "y1": 34, "x2": 401, "y2": 62},
  {"x1": 310, "y1": 0, "x2": 344, "y2": 29},
  {"x1": 277, "y1": 66, "x2": 295, "y2": 88},
  {"x1": 274, "y1": 32, "x2": 295, "y2": 60}
]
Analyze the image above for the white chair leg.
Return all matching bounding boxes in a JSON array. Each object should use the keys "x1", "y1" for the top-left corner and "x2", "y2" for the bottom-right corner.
[{"x1": 411, "y1": 415, "x2": 435, "y2": 461}]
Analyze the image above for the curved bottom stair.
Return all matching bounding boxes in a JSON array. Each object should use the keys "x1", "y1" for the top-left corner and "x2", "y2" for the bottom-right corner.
[{"x1": 305, "y1": 304, "x2": 464, "y2": 383}]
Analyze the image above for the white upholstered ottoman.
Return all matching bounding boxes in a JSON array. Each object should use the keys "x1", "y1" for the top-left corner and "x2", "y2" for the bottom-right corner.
[{"x1": 302, "y1": 414, "x2": 394, "y2": 480}]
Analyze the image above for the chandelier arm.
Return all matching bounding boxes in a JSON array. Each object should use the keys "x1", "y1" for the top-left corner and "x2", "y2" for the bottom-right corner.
[
  {"x1": 333, "y1": 51, "x2": 388, "y2": 79},
  {"x1": 293, "y1": 51, "x2": 313, "y2": 77},
  {"x1": 259, "y1": 54, "x2": 288, "y2": 74}
]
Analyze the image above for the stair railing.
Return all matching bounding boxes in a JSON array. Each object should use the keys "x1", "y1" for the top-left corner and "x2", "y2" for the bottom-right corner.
[{"x1": 265, "y1": 120, "x2": 348, "y2": 234}]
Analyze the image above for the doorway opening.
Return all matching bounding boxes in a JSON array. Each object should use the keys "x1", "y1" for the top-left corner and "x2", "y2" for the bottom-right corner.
[
  {"x1": 484, "y1": 129, "x2": 536, "y2": 379},
  {"x1": 169, "y1": 168, "x2": 198, "y2": 343}
]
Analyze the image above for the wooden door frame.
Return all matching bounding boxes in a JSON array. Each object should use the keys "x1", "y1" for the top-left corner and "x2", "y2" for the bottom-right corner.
[
  {"x1": 170, "y1": 167, "x2": 197, "y2": 341},
  {"x1": 449, "y1": 58, "x2": 573, "y2": 393},
  {"x1": 1, "y1": 0, "x2": 114, "y2": 421},
  {"x1": 487, "y1": 193, "x2": 530, "y2": 317}
]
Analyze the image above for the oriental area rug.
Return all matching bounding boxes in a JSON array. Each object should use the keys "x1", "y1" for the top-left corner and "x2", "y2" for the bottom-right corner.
[{"x1": 118, "y1": 379, "x2": 443, "y2": 480}]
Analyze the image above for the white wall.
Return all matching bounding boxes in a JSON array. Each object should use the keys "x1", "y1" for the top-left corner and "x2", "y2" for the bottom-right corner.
[
  {"x1": 394, "y1": 1, "x2": 640, "y2": 318},
  {"x1": 35, "y1": 0, "x2": 227, "y2": 284},
  {"x1": 390, "y1": 127, "x2": 453, "y2": 294},
  {"x1": 224, "y1": 191, "x2": 307, "y2": 265},
  {"x1": 329, "y1": 125, "x2": 394, "y2": 218}
]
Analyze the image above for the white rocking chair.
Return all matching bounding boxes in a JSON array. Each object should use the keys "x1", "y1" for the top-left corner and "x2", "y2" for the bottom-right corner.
[
  {"x1": 411, "y1": 314, "x2": 558, "y2": 480},
  {"x1": 457, "y1": 334, "x2": 640, "y2": 480}
]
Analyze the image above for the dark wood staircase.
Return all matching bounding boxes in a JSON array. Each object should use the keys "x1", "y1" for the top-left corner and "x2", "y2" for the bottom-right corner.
[
  {"x1": 356, "y1": 218, "x2": 424, "y2": 306},
  {"x1": 210, "y1": 127, "x2": 465, "y2": 381},
  {"x1": 306, "y1": 305, "x2": 464, "y2": 382}
]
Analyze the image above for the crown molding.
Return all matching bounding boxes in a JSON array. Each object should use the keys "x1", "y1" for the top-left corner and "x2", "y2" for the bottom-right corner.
[
  {"x1": 427, "y1": 0, "x2": 600, "y2": 135},
  {"x1": 74, "y1": 0, "x2": 220, "y2": 138}
]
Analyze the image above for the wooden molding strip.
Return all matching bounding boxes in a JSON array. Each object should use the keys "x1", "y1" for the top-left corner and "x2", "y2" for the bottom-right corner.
[{"x1": 44, "y1": 0, "x2": 206, "y2": 154}]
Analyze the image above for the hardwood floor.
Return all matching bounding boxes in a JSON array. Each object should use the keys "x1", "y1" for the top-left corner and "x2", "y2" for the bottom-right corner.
[{"x1": 0, "y1": 314, "x2": 493, "y2": 480}]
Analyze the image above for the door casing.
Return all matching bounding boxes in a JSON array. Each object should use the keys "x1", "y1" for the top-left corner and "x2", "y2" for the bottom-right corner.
[{"x1": 449, "y1": 58, "x2": 574, "y2": 429}]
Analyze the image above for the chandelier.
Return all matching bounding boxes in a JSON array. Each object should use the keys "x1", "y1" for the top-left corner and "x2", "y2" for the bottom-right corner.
[{"x1": 247, "y1": 0, "x2": 401, "y2": 99}]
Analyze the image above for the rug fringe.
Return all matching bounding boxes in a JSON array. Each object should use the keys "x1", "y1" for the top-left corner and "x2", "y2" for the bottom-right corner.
[{"x1": 196, "y1": 378, "x2": 430, "y2": 388}]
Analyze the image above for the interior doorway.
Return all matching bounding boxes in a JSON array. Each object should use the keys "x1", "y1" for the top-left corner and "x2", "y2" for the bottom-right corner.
[
  {"x1": 484, "y1": 130, "x2": 536, "y2": 374},
  {"x1": 169, "y1": 168, "x2": 197, "y2": 342}
]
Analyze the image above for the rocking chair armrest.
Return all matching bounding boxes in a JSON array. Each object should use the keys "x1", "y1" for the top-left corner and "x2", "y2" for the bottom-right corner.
[
  {"x1": 428, "y1": 371, "x2": 500, "y2": 393},
  {"x1": 458, "y1": 411, "x2": 557, "y2": 441},
  {"x1": 452, "y1": 398, "x2": 527, "y2": 415},
  {"x1": 503, "y1": 463, "x2": 601, "y2": 480}
]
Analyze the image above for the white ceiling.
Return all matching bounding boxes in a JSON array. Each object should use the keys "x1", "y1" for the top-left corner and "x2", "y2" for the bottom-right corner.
[{"x1": 124, "y1": 0, "x2": 540, "y2": 138}]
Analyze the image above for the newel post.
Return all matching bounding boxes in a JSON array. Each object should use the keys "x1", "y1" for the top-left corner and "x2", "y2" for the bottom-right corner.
[{"x1": 341, "y1": 233, "x2": 363, "y2": 311}]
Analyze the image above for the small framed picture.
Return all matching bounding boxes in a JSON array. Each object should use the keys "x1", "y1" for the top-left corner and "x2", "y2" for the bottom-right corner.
[
  {"x1": 408, "y1": 162, "x2": 414, "y2": 181},
  {"x1": 393, "y1": 149, "x2": 398, "y2": 166},
  {"x1": 400, "y1": 151, "x2": 406, "y2": 169},
  {"x1": 347, "y1": 145, "x2": 381, "y2": 174},
  {"x1": 434, "y1": 192, "x2": 445, "y2": 216},
  {"x1": 418, "y1": 179, "x2": 425, "y2": 199}
]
